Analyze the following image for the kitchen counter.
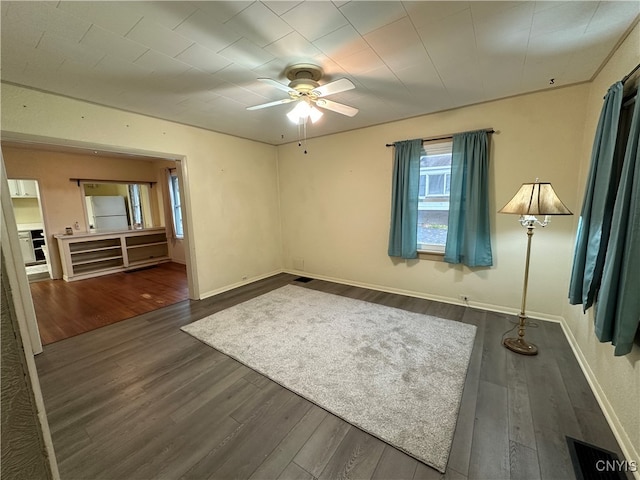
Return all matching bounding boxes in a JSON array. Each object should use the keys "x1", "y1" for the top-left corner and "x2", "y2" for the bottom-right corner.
[
  {"x1": 17, "y1": 223, "x2": 44, "y2": 231},
  {"x1": 56, "y1": 227, "x2": 170, "y2": 281},
  {"x1": 54, "y1": 226, "x2": 167, "y2": 239}
]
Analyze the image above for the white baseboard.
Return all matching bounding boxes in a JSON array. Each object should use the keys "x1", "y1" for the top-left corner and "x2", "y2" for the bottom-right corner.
[
  {"x1": 199, "y1": 269, "x2": 285, "y2": 300},
  {"x1": 558, "y1": 321, "x2": 639, "y2": 479},
  {"x1": 283, "y1": 269, "x2": 564, "y2": 323}
]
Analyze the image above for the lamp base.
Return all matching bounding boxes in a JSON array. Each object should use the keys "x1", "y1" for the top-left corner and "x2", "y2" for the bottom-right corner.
[{"x1": 503, "y1": 337, "x2": 538, "y2": 355}]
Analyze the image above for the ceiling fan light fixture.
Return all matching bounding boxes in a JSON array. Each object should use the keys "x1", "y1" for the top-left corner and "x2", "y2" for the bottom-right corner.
[
  {"x1": 309, "y1": 105, "x2": 323, "y2": 123},
  {"x1": 286, "y1": 101, "x2": 308, "y2": 123},
  {"x1": 286, "y1": 101, "x2": 323, "y2": 124}
]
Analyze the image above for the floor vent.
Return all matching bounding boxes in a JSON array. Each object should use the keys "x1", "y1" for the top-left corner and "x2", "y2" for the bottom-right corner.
[
  {"x1": 566, "y1": 437, "x2": 628, "y2": 480},
  {"x1": 294, "y1": 276, "x2": 313, "y2": 283}
]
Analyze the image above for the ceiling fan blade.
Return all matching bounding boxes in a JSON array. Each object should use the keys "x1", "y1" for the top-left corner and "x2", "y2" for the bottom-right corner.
[
  {"x1": 312, "y1": 78, "x2": 355, "y2": 97},
  {"x1": 258, "y1": 78, "x2": 297, "y2": 94},
  {"x1": 315, "y1": 98, "x2": 359, "y2": 117},
  {"x1": 247, "y1": 98, "x2": 296, "y2": 111}
]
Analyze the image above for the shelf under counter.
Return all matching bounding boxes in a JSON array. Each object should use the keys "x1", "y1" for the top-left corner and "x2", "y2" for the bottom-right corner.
[{"x1": 56, "y1": 227, "x2": 170, "y2": 281}]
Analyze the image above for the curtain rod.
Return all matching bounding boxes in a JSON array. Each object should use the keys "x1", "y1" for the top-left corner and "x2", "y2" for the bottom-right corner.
[
  {"x1": 385, "y1": 128, "x2": 495, "y2": 147},
  {"x1": 622, "y1": 63, "x2": 640, "y2": 84},
  {"x1": 603, "y1": 63, "x2": 640, "y2": 99},
  {"x1": 70, "y1": 178, "x2": 157, "y2": 188}
]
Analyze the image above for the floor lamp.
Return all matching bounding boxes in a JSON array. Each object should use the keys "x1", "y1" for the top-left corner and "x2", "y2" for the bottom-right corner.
[{"x1": 499, "y1": 181, "x2": 573, "y2": 355}]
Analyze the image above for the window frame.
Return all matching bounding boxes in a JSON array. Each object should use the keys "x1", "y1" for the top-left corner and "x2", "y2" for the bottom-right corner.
[
  {"x1": 425, "y1": 170, "x2": 451, "y2": 197},
  {"x1": 128, "y1": 184, "x2": 143, "y2": 226},
  {"x1": 168, "y1": 170, "x2": 184, "y2": 239},
  {"x1": 417, "y1": 140, "x2": 453, "y2": 255}
]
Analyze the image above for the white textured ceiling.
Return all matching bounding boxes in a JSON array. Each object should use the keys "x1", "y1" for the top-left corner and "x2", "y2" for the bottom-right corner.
[{"x1": 1, "y1": 1, "x2": 638, "y2": 145}]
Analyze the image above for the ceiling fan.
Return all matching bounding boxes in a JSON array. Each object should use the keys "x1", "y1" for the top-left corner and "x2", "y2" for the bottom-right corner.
[{"x1": 247, "y1": 64, "x2": 359, "y2": 120}]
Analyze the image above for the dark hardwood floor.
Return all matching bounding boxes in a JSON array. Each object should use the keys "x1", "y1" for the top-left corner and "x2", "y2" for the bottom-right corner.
[
  {"x1": 30, "y1": 262, "x2": 188, "y2": 345},
  {"x1": 34, "y1": 273, "x2": 629, "y2": 480}
]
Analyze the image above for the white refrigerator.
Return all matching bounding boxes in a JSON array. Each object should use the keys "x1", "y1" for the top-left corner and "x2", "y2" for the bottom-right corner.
[{"x1": 86, "y1": 196, "x2": 129, "y2": 230}]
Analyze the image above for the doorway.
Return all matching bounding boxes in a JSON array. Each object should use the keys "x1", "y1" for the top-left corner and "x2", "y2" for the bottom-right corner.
[
  {"x1": 2, "y1": 138, "x2": 196, "y2": 347},
  {"x1": 8, "y1": 178, "x2": 52, "y2": 282}
]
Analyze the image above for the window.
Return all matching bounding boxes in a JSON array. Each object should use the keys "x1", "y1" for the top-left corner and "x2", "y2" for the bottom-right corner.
[
  {"x1": 428, "y1": 172, "x2": 451, "y2": 196},
  {"x1": 419, "y1": 172, "x2": 451, "y2": 197},
  {"x1": 168, "y1": 170, "x2": 184, "y2": 238},
  {"x1": 82, "y1": 182, "x2": 152, "y2": 230},
  {"x1": 128, "y1": 184, "x2": 143, "y2": 226},
  {"x1": 417, "y1": 141, "x2": 452, "y2": 253}
]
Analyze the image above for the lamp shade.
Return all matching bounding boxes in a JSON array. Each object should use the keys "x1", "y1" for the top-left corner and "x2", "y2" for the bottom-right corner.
[{"x1": 499, "y1": 182, "x2": 572, "y2": 216}]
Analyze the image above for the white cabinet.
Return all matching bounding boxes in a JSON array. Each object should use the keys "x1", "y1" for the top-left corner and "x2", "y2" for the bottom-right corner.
[
  {"x1": 18, "y1": 229, "x2": 47, "y2": 265},
  {"x1": 18, "y1": 231, "x2": 36, "y2": 264},
  {"x1": 56, "y1": 228, "x2": 170, "y2": 281},
  {"x1": 8, "y1": 179, "x2": 38, "y2": 198}
]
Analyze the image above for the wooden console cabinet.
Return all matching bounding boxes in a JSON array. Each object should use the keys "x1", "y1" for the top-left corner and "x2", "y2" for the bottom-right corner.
[{"x1": 56, "y1": 228, "x2": 170, "y2": 281}]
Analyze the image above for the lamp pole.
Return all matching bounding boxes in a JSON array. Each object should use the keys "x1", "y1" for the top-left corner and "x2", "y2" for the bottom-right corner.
[{"x1": 504, "y1": 219, "x2": 539, "y2": 355}]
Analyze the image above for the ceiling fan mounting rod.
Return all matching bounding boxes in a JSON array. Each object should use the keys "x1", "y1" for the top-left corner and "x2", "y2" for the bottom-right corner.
[
  {"x1": 285, "y1": 63, "x2": 323, "y2": 82},
  {"x1": 285, "y1": 64, "x2": 324, "y2": 95},
  {"x1": 289, "y1": 78, "x2": 320, "y2": 94}
]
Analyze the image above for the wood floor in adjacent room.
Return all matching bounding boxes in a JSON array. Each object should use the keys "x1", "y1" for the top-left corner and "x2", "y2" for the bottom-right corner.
[
  {"x1": 30, "y1": 261, "x2": 188, "y2": 345},
  {"x1": 34, "y1": 273, "x2": 629, "y2": 480}
]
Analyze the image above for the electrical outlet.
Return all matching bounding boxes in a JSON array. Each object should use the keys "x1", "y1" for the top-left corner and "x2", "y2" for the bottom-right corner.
[{"x1": 459, "y1": 294, "x2": 470, "y2": 302}]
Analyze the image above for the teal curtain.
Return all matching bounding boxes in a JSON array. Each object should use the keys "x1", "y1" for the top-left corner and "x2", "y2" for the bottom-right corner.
[
  {"x1": 444, "y1": 130, "x2": 493, "y2": 267},
  {"x1": 568, "y1": 82, "x2": 623, "y2": 309},
  {"x1": 388, "y1": 139, "x2": 422, "y2": 259},
  {"x1": 594, "y1": 95, "x2": 640, "y2": 356}
]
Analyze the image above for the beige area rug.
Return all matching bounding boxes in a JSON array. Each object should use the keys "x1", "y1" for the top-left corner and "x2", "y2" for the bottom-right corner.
[{"x1": 181, "y1": 284, "x2": 476, "y2": 473}]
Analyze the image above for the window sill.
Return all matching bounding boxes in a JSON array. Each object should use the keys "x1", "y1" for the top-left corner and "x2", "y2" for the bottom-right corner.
[{"x1": 417, "y1": 250, "x2": 445, "y2": 261}]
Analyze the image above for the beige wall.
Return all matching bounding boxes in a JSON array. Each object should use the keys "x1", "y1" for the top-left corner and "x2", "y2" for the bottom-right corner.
[
  {"x1": 562, "y1": 22, "x2": 640, "y2": 466},
  {"x1": 12, "y1": 197, "x2": 42, "y2": 225},
  {"x1": 279, "y1": 84, "x2": 588, "y2": 321},
  {"x1": 83, "y1": 183, "x2": 123, "y2": 196},
  {"x1": 1, "y1": 84, "x2": 282, "y2": 297}
]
